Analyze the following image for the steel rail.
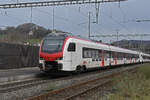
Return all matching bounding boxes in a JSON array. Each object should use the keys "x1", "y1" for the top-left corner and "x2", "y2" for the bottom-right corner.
[
  {"x1": 64, "y1": 69, "x2": 137, "y2": 100},
  {"x1": 64, "y1": 80, "x2": 111, "y2": 100},
  {"x1": 27, "y1": 65, "x2": 137, "y2": 100},
  {"x1": 0, "y1": 66, "x2": 117, "y2": 93},
  {"x1": 0, "y1": 65, "x2": 126, "y2": 93},
  {"x1": 0, "y1": 79, "x2": 49, "y2": 93}
]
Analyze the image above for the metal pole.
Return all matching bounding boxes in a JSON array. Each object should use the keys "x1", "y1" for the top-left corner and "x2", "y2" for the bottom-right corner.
[
  {"x1": 29, "y1": 7, "x2": 33, "y2": 39},
  {"x1": 116, "y1": 29, "x2": 119, "y2": 47},
  {"x1": 88, "y1": 12, "x2": 91, "y2": 39},
  {"x1": 141, "y1": 35, "x2": 142, "y2": 52},
  {"x1": 52, "y1": 7, "x2": 55, "y2": 32},
  {"x1": 141, "y1": 35, "x2": 143, "y2": 53},
  {"x1": 117, "y1": 31, "x2": 118, "y2": 42},
  {"x1": 30, "y1": 7, "x2": 32, "y2": 24}
]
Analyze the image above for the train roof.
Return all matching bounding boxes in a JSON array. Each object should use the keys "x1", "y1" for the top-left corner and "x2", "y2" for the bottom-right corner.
[
  {"x1": 68, "y1": 34, "x2": 139, "y2": 54},
  {"x1": 45, "y1": 33, "x2": 150, "y2": 55},
  {"x1": 142, "y1": 53, "x2": 150, "y2": 56}
]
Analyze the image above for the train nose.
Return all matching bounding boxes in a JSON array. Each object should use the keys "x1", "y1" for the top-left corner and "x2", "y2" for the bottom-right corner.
[{"x1": 41, "y1": 56, "x2": 57, "y2": 61}]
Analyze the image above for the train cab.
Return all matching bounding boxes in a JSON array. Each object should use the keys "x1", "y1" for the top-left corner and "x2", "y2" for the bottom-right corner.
[{"x1": 39, "y1": 33, "x2": 68, "y2": 71}]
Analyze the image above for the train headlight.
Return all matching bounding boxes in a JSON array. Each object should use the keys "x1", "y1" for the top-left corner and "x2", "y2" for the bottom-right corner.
[
  {"x1": 40, "y1": 57, "x2": 44, "y2": 60},
  {"x1": 56, "y1": 57, "x2": 63, "y2": 60}
]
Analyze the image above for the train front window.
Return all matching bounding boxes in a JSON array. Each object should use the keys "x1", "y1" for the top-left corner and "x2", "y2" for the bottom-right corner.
[{"x1": 42, "y1": 39, "x2": 64, "y2": 53}]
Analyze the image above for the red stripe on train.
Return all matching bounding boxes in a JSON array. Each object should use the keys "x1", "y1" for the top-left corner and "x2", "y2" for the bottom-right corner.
[
  {"x1": 115, "y1": 52, "x2": 117, "y2": 65},
  {"x1": 101, "y1": 51, "x2": 104, "y2": 67}
]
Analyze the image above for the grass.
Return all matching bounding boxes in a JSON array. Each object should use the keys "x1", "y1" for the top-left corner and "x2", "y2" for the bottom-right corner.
[
  {"x1": 0, "y1": 34, "x2": 7, "y2": 39},
  {"x1": 137, "y1": 64, "x2": 150, "y2": 79},
  {"x1": 103, "y1": 64, "x2": 150, "y2": 100},
  {"x1": 24, "y1": 38, "x2": 41, "y2": 44}
]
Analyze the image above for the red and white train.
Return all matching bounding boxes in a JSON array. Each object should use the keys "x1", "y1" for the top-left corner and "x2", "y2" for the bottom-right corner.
[{"x1": 39, "y1": 33, "x2": 150, "y2": 72}]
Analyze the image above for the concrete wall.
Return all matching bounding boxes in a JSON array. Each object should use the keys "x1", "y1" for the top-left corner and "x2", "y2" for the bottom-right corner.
[{"x1": 0, "y1": 43, "x2": 39, "y2": 69}]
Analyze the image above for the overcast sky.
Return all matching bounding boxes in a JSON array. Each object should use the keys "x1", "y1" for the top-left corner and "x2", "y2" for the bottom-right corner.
[{"x1": 0, "y1": 0, "x2": 150, "y2": 42}]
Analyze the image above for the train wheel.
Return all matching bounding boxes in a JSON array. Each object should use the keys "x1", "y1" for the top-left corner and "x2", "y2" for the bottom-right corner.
[
  {"x1": 83, "y1": 65, "x2": 87, "y2": 72},
  {"x1": 76, "y1": 66, "x2": 84, "y2": 74}
]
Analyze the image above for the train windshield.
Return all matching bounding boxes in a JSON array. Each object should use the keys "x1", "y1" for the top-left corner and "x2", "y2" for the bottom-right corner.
[{"x1": 42, "y1": 38, "x2": 65, "y2": 53}]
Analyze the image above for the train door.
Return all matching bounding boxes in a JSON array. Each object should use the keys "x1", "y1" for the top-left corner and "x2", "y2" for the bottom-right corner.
[
  {"x1": 67, "y1": 42, "x2": 76, "y2": 69},
  {"x1": 104, "y1": 51, "x2": 110, "y2": 66},
  {"x1": 63, "y1": 42, "x2": 76, "y2": 71}
]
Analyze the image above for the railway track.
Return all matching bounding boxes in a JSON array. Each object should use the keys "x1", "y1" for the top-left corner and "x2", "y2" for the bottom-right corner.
[
  {"x1": 0, "y1": 68, "x2": 104, "y2": 93},
  {"x1": 0, "y1": 64, "x2": 140, "y2": 100},
  {"x1": 0, "y1": 78, "x2": 50, "y2": 93},
  {"x1": 0, "y1": 68, "x2": 110, "y2": 93},
  {"x1": 27, "y1": 65, "x2": 138, "y2": 100}
]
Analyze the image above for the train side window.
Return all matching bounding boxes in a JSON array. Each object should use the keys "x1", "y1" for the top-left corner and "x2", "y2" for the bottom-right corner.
[
  {"x1": 83, "y1": 48, "x2": 91, "y2": 58},
  {"x1": 68, "y1": 43, "x2": 76, "y2": 52}
]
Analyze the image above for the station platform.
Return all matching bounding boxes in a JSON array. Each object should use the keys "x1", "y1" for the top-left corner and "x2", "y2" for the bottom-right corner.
[{"x1": 0, "y1": 67, "x2": 41, "y2": 83}]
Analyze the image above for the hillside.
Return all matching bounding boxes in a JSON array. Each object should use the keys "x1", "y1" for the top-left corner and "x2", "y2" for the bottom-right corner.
[{"x1": 0, "y1": 23, "x2": 66, "y2": 44}]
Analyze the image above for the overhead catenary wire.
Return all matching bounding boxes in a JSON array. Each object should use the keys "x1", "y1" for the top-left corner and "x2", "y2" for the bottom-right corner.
[
  {"x1": 32, "y1": 7, "x2": 88, "y2": 30},
  {"x1": 90, "y1": 33, "x2": 150, "y2": 38},
  {"x1": 0, "y1": 0, "x2": 128, "y2": 36},
  {"x1": 0, "y1": 7, "x2": 87, "y2": 39},
  {"x1": 2, "y1": 0, "x2": 144, "y2": 41},
  {"x1": 118, "y1": 6, "x2": 127, "y2": 23},
  {"x1": 0, "y1": 6, "x2": 86, "y2": 31},
  {"x1": 0, "y1": 7, "x2": 88, "y2": 35},
  {"x1": 67, "y1": 5, "x2": 109, "y2": 30},
  {"x1": 70, "y1": 3, "x2": 136, "y2": 40},
  {"x1": 33, "y1": 8, "x2": 71, "y2": 22},
  {"x1": 0, "y1": 3, "x2": 131, "y2": 40},
  {"x1": 0, "y1": 0, "x2": 127, "y2": 9},
  {"x1": 67, "y1": 6, "x2": 88, "y2": 18},
  {"x1": 100, "y1": 10, "x2": 134, "y2": 34},
  {"x1": 95, "y1": 3, "x2": 136, "y2": 34},
  {"x1": 0, "y1": 10, "x2": 24, "y2": 23}
]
